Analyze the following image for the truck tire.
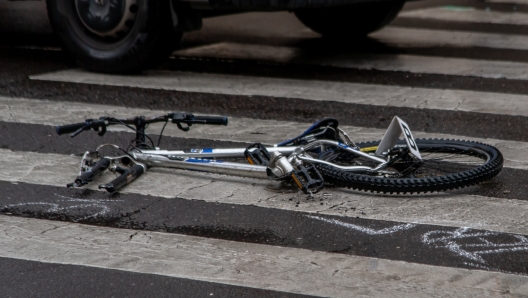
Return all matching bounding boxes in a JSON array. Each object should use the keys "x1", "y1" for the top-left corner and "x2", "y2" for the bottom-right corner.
[
  {"x1": 295, "y1": 1, "x2": 405, "y2": 38},
  {"x1": 46, "y1": 0, "x2": 182, "y2": 73}
]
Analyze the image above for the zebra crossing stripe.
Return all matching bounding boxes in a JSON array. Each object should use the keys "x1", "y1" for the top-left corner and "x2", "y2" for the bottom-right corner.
[
  {"x1": 399, "y1": 5, "x2": 528, "y2": 25},
  {"x1": 1, "y1": 96, "x2": 527, "y2": 170},
  {"x1": 485, "y1": 0, "x2": 528, "y2": 4},
  {"x1": 0, "y1": 216, "x2": 526, "y2": 297},
  {"x1": 372, "y1": 27, "x2": 528, "y2": 51},
  {"x1": 173, "y1": 41, "x2": 528, "y2": 80},
  {"x1": 1, "y1": 148, "x2": 528, "y2": 236},
  {"x1": 29, "y1": 69, "x2": 528, "y2": 117}
]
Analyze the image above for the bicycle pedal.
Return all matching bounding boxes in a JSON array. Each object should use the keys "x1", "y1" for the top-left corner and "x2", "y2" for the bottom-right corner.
[
  {"x1": 291, "y1": 164, "x2": 325, "y2": 194},
  {"x1": 67, "y1": 157, "x2": 111, "y2": 188},
  {"x1": 244, "y1": 143, "x2": 271, "y2": 166},
  {"x1": 99, "y1": 164, "x2": 146, "y2": 193}
]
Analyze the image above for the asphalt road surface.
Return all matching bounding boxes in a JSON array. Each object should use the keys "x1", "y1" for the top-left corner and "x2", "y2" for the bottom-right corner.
[{"x1": 1, "y1": 0, "x2": 528, "y2": 297}]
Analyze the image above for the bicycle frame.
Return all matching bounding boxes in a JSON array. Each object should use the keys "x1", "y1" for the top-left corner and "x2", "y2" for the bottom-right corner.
[
  {"x1": 58, "y1": 113, "x2": 396, "y2": 194},
  {"x1": 131, "y1": 140, "x2": 389, "y2": 179}
]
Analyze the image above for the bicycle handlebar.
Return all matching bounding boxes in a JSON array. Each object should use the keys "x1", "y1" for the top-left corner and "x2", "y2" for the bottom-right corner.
[
  {"x1": 184, "y1": 115, "x2": 228, "y2": 126},
  {"x1": 55, "y1": 122, "x2": 87, "y2": 135},
  {"x1": 56, "y1": 119, "x2": 108, "y2": 136},
  {"x1": 55, "y1": 113, "x2": 228, "y2": 138}
]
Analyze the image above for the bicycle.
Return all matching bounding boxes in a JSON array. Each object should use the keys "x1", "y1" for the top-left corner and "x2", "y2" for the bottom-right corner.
[{"x1": 56, "y1": 112, "x2": 504, "y2": 195}]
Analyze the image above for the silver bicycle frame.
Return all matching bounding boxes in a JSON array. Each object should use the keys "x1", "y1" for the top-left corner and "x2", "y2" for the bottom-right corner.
[{"x1": 131, "y1": 140, "x2": 389, "y2": 179}]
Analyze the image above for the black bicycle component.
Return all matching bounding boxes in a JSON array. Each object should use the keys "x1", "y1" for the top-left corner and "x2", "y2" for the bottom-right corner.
[
  {"x1": 169, "y1": 113, "x2": 228, "y2": 132},
  {"x1": 317, "y1": 139, "x2": 504, "y2": 194},
  {"x1": 99, "y1": 164, "x2": 146, "y2": 193},
  {"x1": 278, "y1": 118, "x2": 341, "y2": 147},
  {"x1": 168, "y1": 113, "x2": 229, "y2": 125},
  {"x1": 56, "y1": 122, "x2": 87, "y2": 135},
  {"x1": 244, "y1": 143, "x2": 271, "y2": 166},
  {"x1": 291, "y1": 164, "x2": 325, "y2": 194},
  {"x1": 56, "y1": 113, "x2": 229, "y2": 144},
  {"x1": 192, "y1": 115, "x2": 229, "y2": 125},
  {"x1": 133, "y1": 116, "x2": 149, "y2": 149},
  {"x1": 56, "y1": 118, "x2": 108, "y2": 137},
  {"x1": 67, "y1": 157, "x2": 111, "y2": 188}
]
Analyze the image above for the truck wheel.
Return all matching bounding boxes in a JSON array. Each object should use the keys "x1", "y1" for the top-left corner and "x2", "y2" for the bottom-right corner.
[
  {"x1": 46, "y1": 0, "x2": 181, "y2": 73},
  {"x1": 295, "y1": 1, "x2": 405, "y2": 38}
]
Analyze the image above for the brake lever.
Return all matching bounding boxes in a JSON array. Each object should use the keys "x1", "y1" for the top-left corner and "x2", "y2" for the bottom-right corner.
[
  {"x1": 70, "y1": 127, "x2": 86, "y2": 138},
  {"x1": 97, "y1": 123, "x2": 107, "y2": 136},
  {"x1": 175, "y1": 121, "x2": 190, "y2": 132}
]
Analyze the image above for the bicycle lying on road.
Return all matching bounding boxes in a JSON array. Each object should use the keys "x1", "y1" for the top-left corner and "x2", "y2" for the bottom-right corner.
[{"x1": 56, "y1": 113, "x2": 503, "y2": 195}]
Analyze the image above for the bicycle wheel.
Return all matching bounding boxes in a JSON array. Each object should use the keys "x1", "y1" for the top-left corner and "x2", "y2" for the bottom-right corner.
[{"x1": 316, "y1": 139, "x2": 503, "y2": 194}]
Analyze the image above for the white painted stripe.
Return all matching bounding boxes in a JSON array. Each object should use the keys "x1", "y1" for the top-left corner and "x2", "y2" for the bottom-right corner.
[
  {"x1": 0, "y1": 216, "x2": 526, "y2": 297},
  {"x1": 29, "y1": 69, "x2": 528, "y2": 117},
  {"x1": 372, "y1": 27, "x2": 528, "y2": 51},
  {"x1": 174, "y1": 42, "x2": 528, "y2": 80},
  {"x1": 1, "y1": 96, "x2": 526, "y2": 170},
  {"x1": 486, "y1": 0, "x2": 528, "y2": 4},
  {"x1": 399, "y1": 6, "x2": 528, "y2": 25},
  {"x1": 2, "y1": 148, "x2": 528, "y2": 236}
]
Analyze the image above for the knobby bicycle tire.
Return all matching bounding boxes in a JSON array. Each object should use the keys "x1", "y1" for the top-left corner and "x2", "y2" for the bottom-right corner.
[{"x1": 316, "y1": 139, "x2": 503, "y2": 194}]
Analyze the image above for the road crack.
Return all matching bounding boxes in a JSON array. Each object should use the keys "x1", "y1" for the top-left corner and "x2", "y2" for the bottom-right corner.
[
  {"x1": 39, "y1": 225, "x2": 62, "y2": 235},
  {"x1": 181, "y1": 180, "x2": 216, "y2": 194}
]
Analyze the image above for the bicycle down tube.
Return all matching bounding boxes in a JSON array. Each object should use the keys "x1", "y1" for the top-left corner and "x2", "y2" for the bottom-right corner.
[{"x1": 132, "y1": 140, "x2": 389, "y2": 179}]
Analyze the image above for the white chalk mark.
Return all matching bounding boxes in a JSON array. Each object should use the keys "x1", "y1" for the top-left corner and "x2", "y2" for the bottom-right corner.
[
  {"x1": 306, "y1": 215, "x2": 417, "y2": 235},
  {"x1": 1, "y1": 193, "x2": 119, "y2": 221},
  {"x1": 422, "y1": 228, "x2": 528, "y2": 264},
  {"x1": 309, "y1": 215, "x2": 528, "y2": 267}
]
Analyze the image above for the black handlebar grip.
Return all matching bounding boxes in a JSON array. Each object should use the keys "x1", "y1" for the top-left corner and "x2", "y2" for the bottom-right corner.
[
  {"x1": 193, "y1": 116, "x2": 228, "y2": 126},
  {"x1": 99, "y1": 164, "x2": 145, "y2": 192},
  {"x1": 56, "y1": 122, "x2": 87, "y2": 135},
  {"x1": 72, "y1": 158, "x2": 111, "y2": 187}
]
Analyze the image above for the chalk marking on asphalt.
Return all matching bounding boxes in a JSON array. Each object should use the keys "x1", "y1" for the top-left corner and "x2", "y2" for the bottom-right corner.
[
  {"x1": 308, "y1": 215, "x2": 528, "y2": 265},
  {"x1": 29, "y1": 69, "x2": 528, "y2": 117},
  {"x1": 1, "y1": 96, "x2": 526, "y2": 170},
  {"x1": 306, "y1": 215, "x2": 417, "y2": 235},
  {"x1": 422, "y1": 228, "x2": 528, "y2": 264},
  {"x1": 399, "y1": 5, "x2": 528, "y2": 25},
  {"x1": 174, "y1": 42, "x2": 528, "y2": 80},
  {"x1": 1, "y1": 148, "x2": 528, "y2": 236},
  {"x1": 2, "y1": 192, "x2": 121, "y2": 221},
  {"x1": 0, "y1": 216, "x2": 527, "y2": 297}
]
